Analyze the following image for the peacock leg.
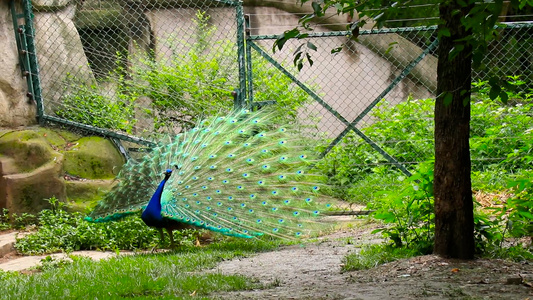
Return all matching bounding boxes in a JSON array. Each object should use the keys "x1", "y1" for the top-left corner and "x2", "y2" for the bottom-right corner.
[
  {"x1": 157, "y1": 228, "x2": 165, "y2": 242},
  {"x1": 166, "y1": 228, "x2": 176, "y2": 248}
]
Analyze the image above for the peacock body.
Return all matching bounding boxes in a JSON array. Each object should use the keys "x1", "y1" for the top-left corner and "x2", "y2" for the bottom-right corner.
[{"x1": 85, "y1": 109, "x2": 336, "y2": 242}]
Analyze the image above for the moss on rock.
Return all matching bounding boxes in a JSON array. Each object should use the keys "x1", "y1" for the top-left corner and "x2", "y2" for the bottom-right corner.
[
  {"x1": 0, "y1": 130, "x2": 60, "y2": 173},
  {"x1": 65, "y1": 179, "x2": 115, "y2": 212},
  {"x1": 63, "y1": 137, "x2": 125, "y2": 179}
]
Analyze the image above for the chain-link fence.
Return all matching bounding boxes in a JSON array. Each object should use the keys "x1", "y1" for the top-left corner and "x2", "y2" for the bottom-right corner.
[
  {"x1": 23, "y1": 0, "x2": 244, "y2": 148},
  {"x1": 14, "y1": 0, "x2": 533, "y2": 202},
  {"x1": 245, "y1": 19, "x2": 533, "y2": 202}
]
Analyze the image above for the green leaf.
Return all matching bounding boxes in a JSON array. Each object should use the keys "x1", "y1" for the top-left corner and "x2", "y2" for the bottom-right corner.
[
  {"x1": 307, "y1": 41, "x2": 317, "y2": 51},
  {"x1": 438, "y1": 28, "x2": 451, "y2": 38},
  {"x1": 331, "y1": 47, "x2": 343, "y2": 54},
  {"x1": 306, "y1": 53, "x2": 314, "y2": 67},
  {"x1": 443, "y1": 92, "x2": 453, "y2": 106}
]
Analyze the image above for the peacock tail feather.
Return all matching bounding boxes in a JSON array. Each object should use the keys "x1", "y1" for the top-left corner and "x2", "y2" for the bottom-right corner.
[{"x1": 86, "y1": 109, "x2": 337, "y2": 239}]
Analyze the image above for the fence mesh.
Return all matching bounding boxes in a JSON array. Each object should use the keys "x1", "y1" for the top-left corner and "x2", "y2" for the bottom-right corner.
[
  {"x1": 33, "y1": 0, "x2": 241, "y2": 143},
  {"x1": 245, "y1": 20, "x2": 533, "y2": 202},
  {"x1": 25, "y1": 1, "x2": 533, "y2": 203}
]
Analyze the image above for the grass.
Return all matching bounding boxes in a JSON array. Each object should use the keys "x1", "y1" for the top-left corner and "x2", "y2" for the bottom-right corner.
[
  {"x1": 341, "y1": 244, "x2": 420, "y2": 272},
  {"x1": 0, "y1": 237, "x2": 288, "y2": 299}
]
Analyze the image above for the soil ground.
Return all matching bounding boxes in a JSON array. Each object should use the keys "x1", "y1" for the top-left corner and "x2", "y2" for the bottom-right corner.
[{"x1": 213, "y1": 226, "x2": 533, "y2": 300}]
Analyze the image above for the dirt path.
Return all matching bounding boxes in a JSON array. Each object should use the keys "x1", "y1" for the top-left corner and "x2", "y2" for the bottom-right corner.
[{"x1": 214, "y1": 228, "x2": 533, "y2": 300}]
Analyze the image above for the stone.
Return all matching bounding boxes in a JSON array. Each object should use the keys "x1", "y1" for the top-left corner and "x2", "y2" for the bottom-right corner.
[
  {"x1": 33, "y1": 4, "x2": 95, "y2": 114},
  {"x1": 32, "y1": 0, "x2": 72, "y2": 12},
  {"x1": 63, "y1": 136, "x2": 125, "y2": 180},
  {"x1": 0, "y1": 128, "x2": 123, "y2": 214},
  {"x1": 0, "y1": 1, "x2": 36, "y2": 127}
]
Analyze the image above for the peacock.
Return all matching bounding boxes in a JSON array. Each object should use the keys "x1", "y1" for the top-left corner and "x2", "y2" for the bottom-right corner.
[{"x1": 85, "y1": 109, "x2": 338, "y2": 246}]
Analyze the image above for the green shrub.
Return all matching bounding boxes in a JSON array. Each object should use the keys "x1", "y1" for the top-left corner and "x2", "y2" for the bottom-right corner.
[
  {"x1": 342, "y1": 244, "x2": 420, "y2": 271},
  {"x1": 55, "y1": 75, "x2": 136, "y2": 133},
  {"x1": 317, "y1": 77, "x2": 533, "y2": 202},
  {"x1": 14, "y1": 198, "x2": 191, "y2": 254}
]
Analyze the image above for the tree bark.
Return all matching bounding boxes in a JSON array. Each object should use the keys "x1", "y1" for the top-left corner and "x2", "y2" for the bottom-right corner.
[{"x1": 433, "y1": 0, "x2": 475, "y2": 259}]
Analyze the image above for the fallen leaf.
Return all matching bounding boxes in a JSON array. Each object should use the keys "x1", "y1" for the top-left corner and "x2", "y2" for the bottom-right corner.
[{"x1": 451, "y1": 268, "x2": 460, "y2": 273}]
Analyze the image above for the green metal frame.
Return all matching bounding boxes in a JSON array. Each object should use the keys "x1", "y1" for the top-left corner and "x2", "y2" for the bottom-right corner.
[
  {"x1": 10, "y1": 0, "x2": 44, "y2": 123},
  {"x1": 243, "y1": 25, "x2": 445, "y2": 177}
]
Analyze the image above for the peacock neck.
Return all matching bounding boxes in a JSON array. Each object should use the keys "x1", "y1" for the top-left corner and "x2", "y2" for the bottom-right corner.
[{"x1": 141, "y1": 170, "x2": 172, "y2": 227}]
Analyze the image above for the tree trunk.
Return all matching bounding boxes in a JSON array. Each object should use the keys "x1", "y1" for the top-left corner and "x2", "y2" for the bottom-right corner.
[{"x1": 433, "y1": 0, "x2": 475, "y2": 259}]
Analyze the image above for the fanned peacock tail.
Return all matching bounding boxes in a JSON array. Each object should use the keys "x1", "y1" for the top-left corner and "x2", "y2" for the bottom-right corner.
[{"x1": 86, "y1": 109, "x2": 337, "y2": 239}]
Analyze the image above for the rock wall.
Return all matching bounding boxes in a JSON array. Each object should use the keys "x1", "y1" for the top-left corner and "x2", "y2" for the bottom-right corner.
[
  {"x1": 0, "y1": 127, "x2": 124, "y2": 214},
  {"x1": 0, "y1": 0, "x2": 94, "y2": 126},
  {"x1": 0, "y1": 1, "x2": 35, "y2": 127}
]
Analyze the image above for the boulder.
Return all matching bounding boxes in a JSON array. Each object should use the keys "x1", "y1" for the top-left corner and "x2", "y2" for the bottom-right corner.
[
  {"x1": 0, "y1": 1, "x2": 36, "y2": 127},
  {"x1": 0, "y1": 128, "x2": 123, "y2": 214},
  {"x1": 33, "y1": 3, "x2": 95, "y2": 113},
  {"x1": 63, "y1": 136, "x2": 124, "y2": 180}
]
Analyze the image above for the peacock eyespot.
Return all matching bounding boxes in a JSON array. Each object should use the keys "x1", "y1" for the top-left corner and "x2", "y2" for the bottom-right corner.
[
  {"x1": 291, "y1": 187, "x2": 298, "y2": 192},
  {"x1": 206, "y1": 196, "x2": 212, "y2": 200},
  {"x1": 202, "y1": 186, "x2": 208, "y2": 189},
  {"x1": 240, "y1": 203, "x2": 246, "y2": 207},
  {"x1": 242, "y1": 173, "x2": 249, "y2": 178},
  {"x1": 248, "y1": 209, "x2": 254, "y2": 213},
  {"x1": 293, "y1": 211, "x2": 300, "y2": 216},
  {"x1": 278, "y1": 219, "x2": 285, "y2": 223}
]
